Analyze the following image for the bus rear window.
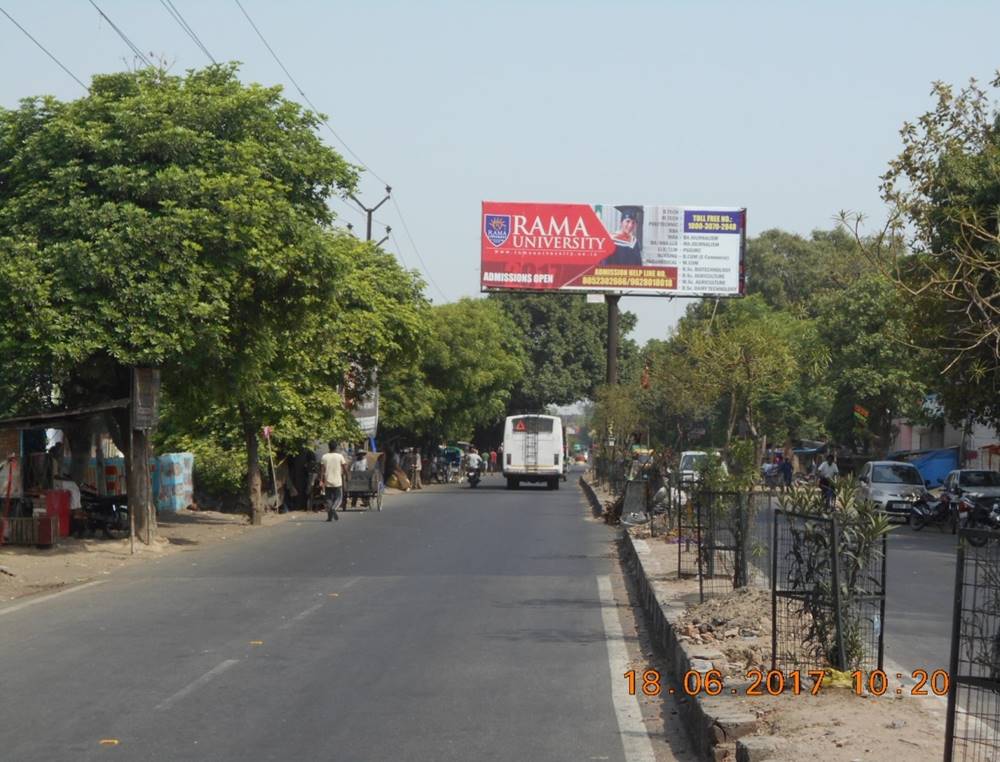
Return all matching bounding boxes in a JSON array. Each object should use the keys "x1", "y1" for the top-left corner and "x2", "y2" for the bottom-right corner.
[{"x1": 511, "y1": 417, "x2": 554, "y2": 434}]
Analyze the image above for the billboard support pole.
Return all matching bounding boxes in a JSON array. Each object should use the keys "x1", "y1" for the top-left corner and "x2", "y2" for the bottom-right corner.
[{"x1": 606, "y1": 294, "x2": 620, "y2": 384}]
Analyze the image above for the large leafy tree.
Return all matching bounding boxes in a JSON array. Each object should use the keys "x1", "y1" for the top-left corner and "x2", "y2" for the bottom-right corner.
[
  {"x1": 813, "y1": 277, "x2": 929, "y2": 455},
  {"x1": 379, "y1": 298, "x2": 527, "y2": 443},
  {"x1": 743, "y1": 228, "x2": 867, "y2": 313},
  {"x1": 0, "y1": 65, "x2": 430, "y2": 529},
  {"x1": 865, "y1": 74, "x2": 1000, "y2": 428},
  {"x1": 489, "y1": 292, "x2": 639, "y2": 411}
]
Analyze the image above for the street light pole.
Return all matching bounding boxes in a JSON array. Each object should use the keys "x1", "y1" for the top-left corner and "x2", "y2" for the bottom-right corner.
[{"x1": 349, "y1": 185, "x2": 392, "y2": 241}]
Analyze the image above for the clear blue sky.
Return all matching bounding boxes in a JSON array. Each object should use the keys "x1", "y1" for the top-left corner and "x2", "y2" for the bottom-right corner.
[{"x1": 3, "y1": 0, "x2": 999, "y2": 343}]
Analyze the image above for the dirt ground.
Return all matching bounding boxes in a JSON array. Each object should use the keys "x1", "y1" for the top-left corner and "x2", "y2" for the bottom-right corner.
[
  {"x1": 637, "y1": 530, "x2": 947, "y2": 761},
  {"x1": 0, "y1": 484, "x2": 426, "y2": 603},
  {"x1": 0, "y1": 507, "x2": 301, "y2": 602}
]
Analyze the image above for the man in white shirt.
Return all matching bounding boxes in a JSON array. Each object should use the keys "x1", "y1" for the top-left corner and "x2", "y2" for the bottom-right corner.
[
  {"x1": 817, "y1": 454, "x2": 839, "y2": 505},
  {"x1": 466, "y1": 448, "x2": 483, "y2": 474},
  {"x1": 320, "y1": 442, "x2": 347, "y2": 522},
  {"x1": 816, "y1": 454, "x2": 839, "y2": 482}
]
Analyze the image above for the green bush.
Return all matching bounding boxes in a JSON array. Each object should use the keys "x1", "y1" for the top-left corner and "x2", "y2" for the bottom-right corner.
[{"x1": 161, "y1": 434, "x2": 244, "y2": 500}]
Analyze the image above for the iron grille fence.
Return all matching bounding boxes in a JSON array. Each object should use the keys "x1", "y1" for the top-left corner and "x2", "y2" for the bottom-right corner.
[
  {"x1": 675, "y1": 490, "x2": 751, "y2": 602},
  {"x1": 945, "y1": 529, "x2": 1000, "y2": 762},
  {"x1": 771, "y1": 509, "x2": 886, "y2": 674}
]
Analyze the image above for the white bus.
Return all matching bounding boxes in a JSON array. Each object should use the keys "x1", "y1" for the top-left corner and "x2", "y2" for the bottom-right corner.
[{"x1": 502, "y1": 414, "x2": 564, "y2": 490}]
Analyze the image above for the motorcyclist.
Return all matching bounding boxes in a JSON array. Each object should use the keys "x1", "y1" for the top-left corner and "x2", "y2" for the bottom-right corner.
[{"x1": 466, "y1": 448, "x2": 484, "y2": 480}]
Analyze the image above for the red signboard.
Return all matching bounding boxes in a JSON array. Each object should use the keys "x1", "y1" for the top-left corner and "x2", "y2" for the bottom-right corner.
[{"x1": 481, "y1": 201, "x2": 745, "y2": 296}]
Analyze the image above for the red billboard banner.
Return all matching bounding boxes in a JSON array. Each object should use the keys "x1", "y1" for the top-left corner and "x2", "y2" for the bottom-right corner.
[{"x1": 480, "y1": 201, "x2": 745, "y2": 296}]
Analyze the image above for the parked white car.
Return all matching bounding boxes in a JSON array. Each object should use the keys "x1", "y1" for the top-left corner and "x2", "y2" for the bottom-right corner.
[{"x1": 857, "y1": 460, "x2": 926, "y2": 521}]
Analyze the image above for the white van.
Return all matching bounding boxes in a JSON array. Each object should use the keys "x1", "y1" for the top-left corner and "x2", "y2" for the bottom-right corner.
[{"x1": 503, "y1": 414, "x2": 563, "y2": 490}]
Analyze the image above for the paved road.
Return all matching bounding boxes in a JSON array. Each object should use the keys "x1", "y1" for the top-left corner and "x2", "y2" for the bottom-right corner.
[
  {"x1": 0, "y1": 472, "x2": 679, "y2": 761},
  {"x1": 884, "y1": 523, "x2": 958, "y2": 675}
]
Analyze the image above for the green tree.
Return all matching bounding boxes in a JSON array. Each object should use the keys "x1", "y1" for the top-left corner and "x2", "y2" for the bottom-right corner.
[
  {"x1": 0, "y1": 65, "x2": 433, "y2": 530},
  {"x1": 683, "y1": 296, "x2": 800, "y2": 461},
  {"x1": 378, "y1": 298, "x2": 527, "y2": 443},
  {"x1": 489, "y1": 292, "x2": 639, "y2": 411},
  {"x1": 744, "y1": 228, "x2": 867, "y2": 313},
  {"x1": 813, "y1": 277, "x2": 928, "y2": 455},
  {"x1": 864, "y1": 73, "x2": 1000, "y2": 427}
]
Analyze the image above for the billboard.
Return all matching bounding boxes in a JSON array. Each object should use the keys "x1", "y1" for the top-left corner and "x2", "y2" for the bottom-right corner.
[{"x1": 480, "y1": 202, "x2": 746, "y2": 296}]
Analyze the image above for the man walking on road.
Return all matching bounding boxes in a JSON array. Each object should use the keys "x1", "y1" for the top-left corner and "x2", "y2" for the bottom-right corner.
[{"x1": 320, "y1": 442, "x2": 346, "y2": 522}]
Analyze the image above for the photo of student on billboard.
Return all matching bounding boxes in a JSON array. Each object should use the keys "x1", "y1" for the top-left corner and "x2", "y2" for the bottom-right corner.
[{"x1": 596, "y1": 205, "x2": 643, "y2": 266}]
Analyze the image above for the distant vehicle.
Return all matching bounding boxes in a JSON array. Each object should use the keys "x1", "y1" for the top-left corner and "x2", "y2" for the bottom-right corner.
[
  {"x1": 941, "y1": 470, "x2": 1000, "y2": 529},
  {"x1": 503, "y1": 414, "x2": 564, "y2": 491},
  {"x1": 678, "y1": 451, "x2": 708, "y2": 485},
  {"x1": 942, "y1": 469, "x2": 1000, "y2": 502},
  {"x1": 857, "y1": 460, "x2": 925, "y2": 521}
]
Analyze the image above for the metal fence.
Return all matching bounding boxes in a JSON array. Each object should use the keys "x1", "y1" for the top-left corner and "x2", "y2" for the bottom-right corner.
[
  {"x1": 675, "y1": 490, "x2": 752, "y2": 602},
  {"x1": 945, "y1": 529, "x2": 1000, "y2": 762},
  {"x1": 591, "y1": 455, "x2": 627, "y2": 496},
  {"x1": 771, "y1": 509, "x2": 886, "y2": 674}
]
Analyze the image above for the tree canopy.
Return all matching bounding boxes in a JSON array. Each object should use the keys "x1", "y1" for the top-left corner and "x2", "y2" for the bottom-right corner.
[
  {"x1": 379, "y1": 298, "x2": 527, "y2": 444},
  {"x1": 0, "y1": 64, "x2": 427, "y2": 526},
  {"x1": 870, "y1": 74, "x2": 1000, "y2": 428},
  {"x1": 489, "y1": 292, "x2": 638, "y2": 411}
]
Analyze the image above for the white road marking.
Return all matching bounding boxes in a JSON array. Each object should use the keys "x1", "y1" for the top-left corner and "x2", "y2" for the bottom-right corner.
[
  {"x1": 0, "y1": 580, "x2": 106, "y2": 616},
  {"x1": 340, "y1": 577, "x2": 360, "y2": 590},
  {"x1": 279, "y1": 602, "x2": 324, "y2": 630},
  {"x1": 598, "y1": 574, "x2": 656, "y2": 762},
  {"x1": 156, "y1": 659, "x2": 240, "y2": 710}
]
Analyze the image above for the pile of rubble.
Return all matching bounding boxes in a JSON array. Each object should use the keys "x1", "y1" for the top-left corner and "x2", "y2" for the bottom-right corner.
[{"x1": 678, "y1": 587, "x2": 771, "y2": 676}]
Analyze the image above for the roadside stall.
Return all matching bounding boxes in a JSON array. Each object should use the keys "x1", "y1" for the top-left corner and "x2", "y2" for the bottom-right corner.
[{"x1": 0, "y1": 399, "x2": 130, "y2": 547}]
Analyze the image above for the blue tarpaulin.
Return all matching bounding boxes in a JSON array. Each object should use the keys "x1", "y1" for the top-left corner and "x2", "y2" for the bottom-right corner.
[{"x1": 888, "y1": 447, "x2": 959, "y2": 487}]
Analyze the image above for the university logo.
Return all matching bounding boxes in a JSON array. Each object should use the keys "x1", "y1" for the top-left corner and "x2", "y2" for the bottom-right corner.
[{"x1": 484, "y1": 214, "x2": 511, "y2": 247}]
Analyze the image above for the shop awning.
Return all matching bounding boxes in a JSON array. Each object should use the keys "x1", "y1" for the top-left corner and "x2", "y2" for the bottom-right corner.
[{"x1": 0, "y1": 399, "x2": 130, "y2": 430}]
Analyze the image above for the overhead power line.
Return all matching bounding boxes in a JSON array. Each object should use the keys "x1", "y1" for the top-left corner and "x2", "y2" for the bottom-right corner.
[
  {"x1": 232, "y1": 0, "x2": 388, "y2": 186},
  {"x1": 0, "y1": 6, "x2": 88, "y2": 91},
  {"x1": 391, "y1": 196, "x2": 448, "y2": 303},
  {"x1": 88, "y1": 0, "x2": 153, "y2": 68},
  {"x1": 159, "y1": 0, "x2": 216, "y2": 64},
  {"x1": 232, "y1": 0, "x2": 449, "y2": 303}
]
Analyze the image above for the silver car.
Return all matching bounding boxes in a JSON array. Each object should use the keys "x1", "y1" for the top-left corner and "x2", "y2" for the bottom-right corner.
[{"x1": 857, "y1": 460, "x2": 926, "y2": 521}]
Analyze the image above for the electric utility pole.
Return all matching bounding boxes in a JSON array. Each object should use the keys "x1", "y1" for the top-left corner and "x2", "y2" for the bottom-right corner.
[{"x1": 349, "y1": 185, "x2": 392, "y2": 241}]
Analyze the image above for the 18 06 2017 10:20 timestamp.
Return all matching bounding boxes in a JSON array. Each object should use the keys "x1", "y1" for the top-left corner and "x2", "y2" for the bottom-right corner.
[{"x1": 624, "y1": 668, "x2": 952, "y2": 697}]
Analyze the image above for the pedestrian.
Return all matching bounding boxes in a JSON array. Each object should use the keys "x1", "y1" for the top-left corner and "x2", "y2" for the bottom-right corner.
[
  {"x1": 319, "y1": 441, "x2": 346, "y2": 522},
  {"x1": 779, "y1": 456, "x2": 793, "y2": 492},
  {"x1": 490, "y1": 448, "x2": 497, "y2": 474}
]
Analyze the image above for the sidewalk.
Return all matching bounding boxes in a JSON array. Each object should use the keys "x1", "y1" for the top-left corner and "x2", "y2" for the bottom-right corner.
[{"x1": 581, "y1": 475, "x2": 945, "y2": 762}]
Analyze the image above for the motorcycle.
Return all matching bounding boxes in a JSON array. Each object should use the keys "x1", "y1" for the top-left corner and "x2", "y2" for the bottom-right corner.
[
  {"x1": 75, "y1": 493, "x2": 130, "y2": 539},
  {"x1": 466, "y1": 467, "x2": 481, "y2": 488},
  {"x1": 910, "y1": 491, "x2": 956, "y2": 533},
  {"x1": 960, "y1": 494, "x2": 1000, "y2": 546}
]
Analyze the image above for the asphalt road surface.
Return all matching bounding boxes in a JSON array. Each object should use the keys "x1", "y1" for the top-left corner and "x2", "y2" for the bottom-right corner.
[{"x1": 0, "y1": 471, "x2": 690, "y2": 762}]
